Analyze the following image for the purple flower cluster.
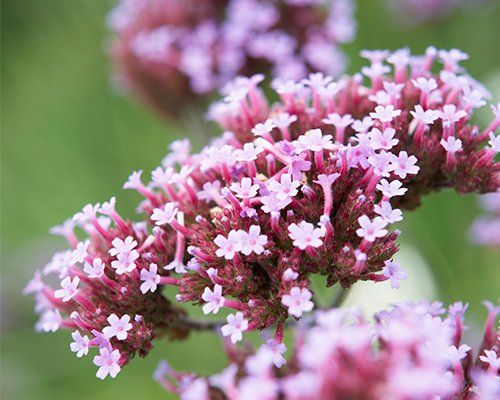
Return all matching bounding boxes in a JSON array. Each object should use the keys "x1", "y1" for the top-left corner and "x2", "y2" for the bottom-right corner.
[
  {"x1": 155, "y1": 301, "x2": 500, "y2": 400},
  {"x1": 107, "y1": 0, "x2": 355, "y2": 116},
  {"x1": 469, "y1": 192, "x2": 500, "y2": 248},
  {"x1": 24, "y1": 49, "x2": 499, "y2": 380}
]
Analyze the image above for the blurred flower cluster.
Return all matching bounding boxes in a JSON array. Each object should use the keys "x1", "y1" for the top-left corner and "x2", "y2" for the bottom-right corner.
[
  {"x1": 25, "y1": 47, "x2": 500, "y2": 386},
  {"x1": 385, "y1": 0, "x2": 474, "y2": 25},
  {"x1": 155, "y1": 302, "x2": 500, "y2": 400},
  {"x1": 470, "y1": 192, "x2": 500, "y2": 248},
  {"x1": 107, "y1": 0, "x2": 355, "y2": 117}
]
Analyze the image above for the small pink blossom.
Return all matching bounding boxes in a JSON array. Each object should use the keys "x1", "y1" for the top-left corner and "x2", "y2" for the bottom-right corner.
[
  {"x1": 123, "y1": 170, "x2": 143, "y2": 190},
  {"x1": 252, "y1": 120, "x2": 276, "y2": 137},
  {"x1": 102, "y1": 314, "x2": 133, "y2": 341},
  {"x1": 368, "y1": 128, "x2": 399, "y2": 150},
  {"x1": 140, "y1": 263, "x2": 161, "y2": 294},
  {"x1": 439, "y1": 104, "x2": 467, "y2": 125},
  {"x1": 356, "y1": 215, "x2": 388, "y2": 242},
  {"x1": 201, "y1": 284, "x2": 225, "y2": 315},
  {"x1": 109, "y1": 236, "x2": 137, "y2": 256},
  {"x1": 374, "y1": 201, "x2": 403, "y2": 223},
  {"x1": 288, "y1": 221, "x2": 325, "y2": 250},
  {"x1": 70, "y1": 240, "x2": 90, "y2": 265},
  {"x1": 268, "y1": 174, "x2": 301, "y2": 201},
  {"x1": 93, "y1": 347, "x2": 121, "y2": 380},
  {"x1": 479, "y1": 350, "x2": 500, "y2": 371},
  {"x1": 70, "y1": 331, "x2": 90, "y2": 358},
  {"x1": 54, "y1": 276, "x2": 80, "y2": 302},
  {"x1": 36, "y1": 309, "x2": 61, "y2": 332},
  {"x1": 446, "y1": 344, "x2": 471, "y2": 364},
  {"x1": 111, "y1": 250, "x2": 139, "y2": 274},
  {"x1": 221, "y1": 312, "x2": 248, "y2": 343},
  {"x1": 440, "y1": 137, "x2": 463, "y2": 153},
  {"x1": 234, "y1": 143, "x2": 264, "y2": 162},
  {"x1": 240, "y1": 225, "x2": 268, "y2": 256},
  {"x1": 369, "y1": 105, "x2": 401, "y2": 123},
  {"x1": 376, "y1": 179, "x2": 408, "y2": 198},
  {"x1": 296, "y1": 129, "x2": 333, "y2": 152},
  {"x1": 83, "y1": 258, "x2": 105, "y2": 278},
  {"x1": 391, "y1": 151, "x2": 420, "y2": 179},
  {"x1": 281, "y1": 287, "x2": 314, "y2": 318},
  {"x1": 151, "y1": 203, "x2": 178, "y2": 225},
  {"x1": 382, "y1": 260, "x2": 407, "y2": 288},
  {"x1": 410, "y1": 105, "x2": 439, "y2": 125},
  {"x1": 230, "y1": 177, "x2": 259, "y2": 199},
  {"x1": 214, "y1": 230, "x2": 244, "y2": 260}
]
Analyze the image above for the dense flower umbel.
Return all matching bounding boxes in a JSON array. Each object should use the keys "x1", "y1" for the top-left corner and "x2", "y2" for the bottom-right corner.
[
  {"x1": 107, "y1": 0, "x2": 355, "y2": 117},
  {"x1": 24, "y1": 48, "x2": 500, "y2": 377},
  {"x1": 155, "y1": 301, "x2": 500, "y2": 400},
  {"x1": 23, "y1": 200, "x2": 190, "y2": 379},
  {"x1": 470, "y1": 192, "x2": 500, "y2": 248}
]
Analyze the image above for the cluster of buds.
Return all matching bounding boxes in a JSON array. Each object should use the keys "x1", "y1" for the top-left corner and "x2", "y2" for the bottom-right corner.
[
  {"x1": 22, "y1": 199, "x2": 191, "y2": 379},
  {"x1": 470, "y1": 192, "x2": 500, "y2": 248},
  {"x1": 210, "y1": 47, "x2": 500, "y2": 209},
  {"x1": 155, "y1": 301, "x2": 500, "y2": 400},
  {"x1": 107, "y1": 0, "x2": 355, "y2": 117},
  {"x1": 25, "y1": 48, "x2": 499, "y2": 379}
]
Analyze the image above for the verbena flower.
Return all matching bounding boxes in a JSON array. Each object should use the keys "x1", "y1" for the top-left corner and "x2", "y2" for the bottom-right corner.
[
  {"x1": 107, "y1": 0, "x2": 356, "y2": 117},
  {"x1": 24, "y1": 48, "x2": 499, "y2": 378},
  {"x1": 469, "y1": 192, "x2": 500, "y2": 248},
  {"x1": 155, "y1": 301, "x2": 500, "y2": 400}
]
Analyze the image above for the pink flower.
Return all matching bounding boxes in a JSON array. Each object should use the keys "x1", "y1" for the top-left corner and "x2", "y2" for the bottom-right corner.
[
  {"x1": 214, "y1": 230, "x2": 244, "y2": 260},
  {"x1": 109, "y1": 236, "x2": 137, "y2": 256},
  {"x1": 374, "y1": 201, "x2": 403, "y2": 223},
  {"x1": 201, "y1": 284, "x2": 225, "y2": 315},
  {"x1": 296, "y1": 129, "x2": 333, "y2": 152},
  {"x1": 439, "y1": 104, "x2": 467, "y2": 125},
  {"x1": 368, "y1": 128, "x2": 399, "y2": 150},
  {"x1": 268, "y1": 174, "x2": 301, "y2": 201},
  {"x1": 356, "y1": 215, "x2": 388, "y2": 242},
  {"x1": 376, "y1": 179, "x2": 407, "y2": 198},
  {"x1": 36, "y1": 309, "x2": 61, "y2": 332},
  {"x1": 234, "y1": 143, "x2": 264, "y2": 162},
  {"x1": 479, "y1": 350, "x2": 500, "y2": 372},
  {"x1": 111, "y1": 250, "x2": 139, "y2": 274},
  {"x1": 151, "y1": 203, "x2": 178, "y2": 225},
  {"x1": 54, "y1": 276, "x2": 80, "y2": 302},
  {"x1": 140, "y1": 263, "x2": 161, "y2": 294},
  {"x1": 230, "y1": 177, "x2": 259, "y2": 199},
  {"x1": 391, "y1": 151, "x2": 420, "y2": 179},
  {"x1": 83, "y1": 258, "x2": 105, "y2": 278},
  {"x1": 440, "y1": 137, "x2": 463, "y2": 153},
  {"x1": 382, "y1": 260, "x2": 408, "y2": 288},
  {"x1": 369, "y1": 105, "x2": 401, "y2": 122},
  {"x1": 70, "y1": 331, "x2": 90, "y2": 358},
  {"x1": 102, "y1": 314, "x2": 133, "y2": 341},
  {"x1": 70, "y1": 240, "x2": 90, "y2": 265},
  {"x1": 93, "y1": 347, "x2": 121, "y2": 380},
  {"x1": 281, "y1": 287, "x2": 314, "y2": 317},
  {"x1": 240, "y1": 225, "x2": 268, "y2": 256},
  {"x1": 221, "y1": 312, "x2": 248, "y2": 343},
  {"x1": 288, "y1": 221, "x2": 325, "y2": 250},
  {"x1": 410, "y1": 105, "x2": 439, "y2": 125}
]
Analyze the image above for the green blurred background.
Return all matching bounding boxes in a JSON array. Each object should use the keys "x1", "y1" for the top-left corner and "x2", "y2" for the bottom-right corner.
[{"x1": 1, "y1": 0, "x2": 499, "y2": 399}]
